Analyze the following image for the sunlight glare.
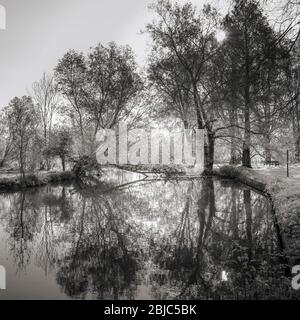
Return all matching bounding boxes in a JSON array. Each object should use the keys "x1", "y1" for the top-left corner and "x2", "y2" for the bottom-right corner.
[{"x1": 216, "y1": 30, "x2": 226, "y2": 42}]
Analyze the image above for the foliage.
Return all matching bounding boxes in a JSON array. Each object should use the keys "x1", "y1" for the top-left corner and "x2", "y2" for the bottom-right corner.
[
  {"x1": 44, "y1": 128, "x2": 73, "y2": 171},
  {"x1": 55, "y1": 43, "x2": 143, "y2": 155},
  {"x1": 4, "y1": 96, "x2": 38, "y2": 177}
]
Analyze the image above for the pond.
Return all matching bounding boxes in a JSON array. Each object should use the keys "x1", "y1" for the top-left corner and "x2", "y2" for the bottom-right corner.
[{"x1": 0, "y1": 169, "x2": 298, "y2": 300}]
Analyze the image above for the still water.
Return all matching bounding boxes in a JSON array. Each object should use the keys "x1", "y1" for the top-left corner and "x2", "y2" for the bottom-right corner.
[{"x1": 0, "y1": 169, "x2": 298, "y2": 300}]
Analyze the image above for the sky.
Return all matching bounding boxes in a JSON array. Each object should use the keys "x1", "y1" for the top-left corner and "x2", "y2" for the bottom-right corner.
[{"x1": 0, "y1": 0, "x2": 230, "y2": 109}]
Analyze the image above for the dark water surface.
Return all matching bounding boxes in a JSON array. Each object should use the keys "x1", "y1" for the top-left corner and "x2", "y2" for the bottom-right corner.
[{"x1": 0, "y1": 169, "x2": 298, "y2": 300}]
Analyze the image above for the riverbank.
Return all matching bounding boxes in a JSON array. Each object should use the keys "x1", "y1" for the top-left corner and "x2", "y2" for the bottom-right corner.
[
  {"x1": 214, "y1": 165, "x2": 300, "y2": 263},
  {"x1": 0, "y1": 170, "x2": 76, "y2": 193}
]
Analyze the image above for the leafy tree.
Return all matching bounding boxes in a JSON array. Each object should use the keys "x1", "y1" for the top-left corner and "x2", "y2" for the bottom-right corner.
[
  {"x1": 146, "y1": 0, "x2": 223, "y2": 172},
  {"x1": 287, "y1": 41, "x2": 300, "y2": 162},
  {"x1": 54, "y1": 50, "x2": 88, "y2": 153},
  {"x1": 55, "y1": 43, "x2": 143, "y2": 155},
  {"x1": 0, "y1": 109, "x2": 14, "y2": 167},
  {"x1": 45, "y1": 128, "x2": 73, "y2": 171},
  {"x1": 5, "y1": 96, "x2": 38, "y2": 177},
  {"x1": 148, "y1": 53, "x2": 194, "y2": 128},
  {"x1": 222, "y1": 0, "x2": 290, "y2": 167}
]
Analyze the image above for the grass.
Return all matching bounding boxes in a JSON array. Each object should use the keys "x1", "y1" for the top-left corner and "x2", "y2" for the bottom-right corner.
[{"x1": 214, "y1": 164, "x2": 300, "y2": 263}]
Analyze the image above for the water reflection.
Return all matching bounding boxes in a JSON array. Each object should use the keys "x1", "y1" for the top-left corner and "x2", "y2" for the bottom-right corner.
[{"x1": 0, "y1": 171, "x2": 299, "y2": 300}]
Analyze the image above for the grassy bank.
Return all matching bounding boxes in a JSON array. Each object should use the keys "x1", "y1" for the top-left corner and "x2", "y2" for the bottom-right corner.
[
  {"x1": 0, "y1": 171, "x2": 76, "y2": 193},
  {"x1": 213, "y1": 165, "x2": 269, "y2": 193},
  {"x1": 214, "y1": 165, "x2": 300, "y2": 263}
]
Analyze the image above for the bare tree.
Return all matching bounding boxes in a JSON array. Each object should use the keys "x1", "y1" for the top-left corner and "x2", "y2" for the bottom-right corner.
[{"x1": 32, "y1": 73, "x2": 59, "y2": 169}]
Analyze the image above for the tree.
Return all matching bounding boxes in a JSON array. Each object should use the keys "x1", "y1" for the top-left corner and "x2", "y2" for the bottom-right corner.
[
  {"x1": 148, "y1": 53, "x2": 194, "y2": 128},
  {"x1": 55, "y1": 43, "x2": 143, "y2": 155},
  {"x1": 32, "y1": 73, "x2": 59, "y2": 169},
  {"x1": 146, "y1": 0, "x2": 223, "y2": 172},
  {"x1": 86, "y1": 42, "x2": 143, "y2": 130},
  {"x1": 252, "y1": 42, "x2": 291, "y2": 162},
  {"x1": 287, "y1": 41, "x2": 300, "y2": 162},
  {"x1": 223, "y1": 0, "x2": 288, "y2": 167},
  {"x1": 44, "y1": 128, "x2": 73, "y2": 171},
  {"x1": 54, "y1": 50, "x2": 88, "y2": 154},
  {"x1": 276, "y1": 0, "x2": 300, "y2": 46},
  {"x1": 5, "y1": 96, "x2": 38, "y2": 177},
  {"x1": 0, "y1": 109, "x2": 14, "y2": 167}
]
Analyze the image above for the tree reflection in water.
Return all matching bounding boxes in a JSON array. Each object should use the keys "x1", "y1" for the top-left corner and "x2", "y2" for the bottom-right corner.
[{"x1": 0, "y1": 173, "x2": 299, "y2": 300}]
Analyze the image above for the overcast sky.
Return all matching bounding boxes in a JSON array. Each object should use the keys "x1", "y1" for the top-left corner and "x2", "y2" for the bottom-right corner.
[{"x1": 0, "y1": 0, "x2": 230, "y2": 108}]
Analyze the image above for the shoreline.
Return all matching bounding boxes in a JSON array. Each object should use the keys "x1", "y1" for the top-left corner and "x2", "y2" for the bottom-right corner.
[
  {"x1": 0, "y1": 171, "x2": 76, "y2": 193},
  {"x1": 213, "y1": 165, "x2": 300, "y2": 264}
]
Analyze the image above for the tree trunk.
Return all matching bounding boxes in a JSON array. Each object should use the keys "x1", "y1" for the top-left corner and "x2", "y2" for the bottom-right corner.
[
  {"x1": 295, "y1": 136, "x2": 300, "y2": 163},
  {"x1": 231, "y1": 187, "x2": 239, "y2": 239},
  {"x1": 61, "y1": 156, "x2": 66, "y2": 171},
  {"x1": 204, "y1": 132, "x2": 215, "y2": 174},
  {"x1": 229, "y1": 107, "x2": 239, "y2": 165},
  {"x1": 244, "y1": 189, "x2": 253, "y2": 262},
  {"x1": 78, "y1": 111, "x2": 86, "y2": 155},
  {"x1": 264, "y1": 134, "x2": 272, "y2": 162},
  {"x1": 242, "y1": 32, "x2": 252, "y2": 168},
  {"x1": 229, "y1": 60, "x2": 240, "y2": 165},
  {"x1": 19, "y1": 140, "x2": 25, "y2": 179},
  {"x1": 294, "y1": 97, "x2": 300, "y2": 162},
  {"x1": 192, "y1": 82, "x2": 215, "y2": 173},
  {"x1": 242, "y1": 90, "x2": 251, "y2": 168}
]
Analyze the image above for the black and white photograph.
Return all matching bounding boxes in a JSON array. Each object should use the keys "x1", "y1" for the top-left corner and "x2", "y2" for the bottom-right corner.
[{"x1": 0, "y1": 0, "x2": 300, "y2": 303}]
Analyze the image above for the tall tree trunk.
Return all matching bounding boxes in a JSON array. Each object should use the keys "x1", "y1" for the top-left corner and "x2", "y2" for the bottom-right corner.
[
  {"x1": 192, "y1": 82, "x2": 214, "y2": 173},
  {"x1": 61, "y1": 156, "x2": 66, "y2": 171},
  {"x1": 229, "y1": 106, "x2": 239, "y2": 165},
  {"x1": 295, "y1": 136, "x2": 300, "y2": 163},
  {"x1": 242, "y1": 33, "x2": 252, "y2": 168},
  {"x1": 243, "y1": 91, "x2": 251, "y2": 168},
  {"x1": 295, "y1": 97, "x2": 300, "y2": 162},
  {"x1": 231, "y1": 187, "x2": 239, "y2": 239},
  {"x1": 19, "y1": 138, "x2": 25, "y2": 179},
  {"x1": 263, "y1": 101, "x2": 272, "y2": 162},
  {"x1": 264, "y1": 134, "x2": 272, "y2": 162},
  {"x1": 229, "y1": 60, "x2": 239, "y2": 165},
  {"x1": 244, "y1": 189, "x2": 253, "y2": 262},
  {"x1": 204, "y1": 132, "x2": 215, "y2": 174},
  {"x1": 78, "y1": 112, "x2": 86, "y2": 156}
]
